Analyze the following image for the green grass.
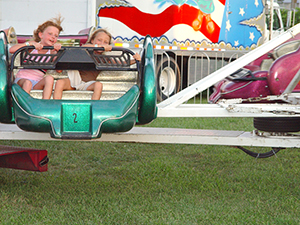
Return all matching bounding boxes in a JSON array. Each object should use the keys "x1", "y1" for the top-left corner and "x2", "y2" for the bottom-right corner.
[{"x1": 1, "y1": 117, "x2": 300, "y2": 224}]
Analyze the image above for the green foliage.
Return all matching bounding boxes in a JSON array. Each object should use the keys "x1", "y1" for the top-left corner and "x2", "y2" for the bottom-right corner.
[{"x1": 281, "y1": 7, "x2": 300, "y2": 28}]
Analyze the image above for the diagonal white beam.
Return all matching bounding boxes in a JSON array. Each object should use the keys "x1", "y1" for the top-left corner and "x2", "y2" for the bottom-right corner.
[{"x1": 158, "y1": 24, "x2": 300, "y2": 110}]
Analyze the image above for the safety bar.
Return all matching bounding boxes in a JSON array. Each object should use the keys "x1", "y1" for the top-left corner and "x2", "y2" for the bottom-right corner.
[{"x1": 10, "y1": 46, "x2": 139, "y2": 71}]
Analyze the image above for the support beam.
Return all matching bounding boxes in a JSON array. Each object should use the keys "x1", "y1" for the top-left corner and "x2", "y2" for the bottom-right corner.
[{"x1": 1, "y1": 124, "x2": 300, "y2": 148}]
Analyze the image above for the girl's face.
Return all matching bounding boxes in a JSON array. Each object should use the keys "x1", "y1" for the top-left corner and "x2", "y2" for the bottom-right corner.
[
  {"x1": 92, "y1": 32, "x2": 110, "y2": 45},
  {"x1": 39, "y1": 26, "x2": 60, "y2": 46}
]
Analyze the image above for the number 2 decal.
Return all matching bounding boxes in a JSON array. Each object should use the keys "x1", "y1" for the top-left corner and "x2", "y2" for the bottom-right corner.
[{"x1": 73, "y1": 113, "x2": 78, "y2": 123}]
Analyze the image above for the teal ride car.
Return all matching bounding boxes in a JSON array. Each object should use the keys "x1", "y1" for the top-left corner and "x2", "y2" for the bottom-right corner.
[{"x1": 0, "y1": 32, "x2": 157, "y2": 139}]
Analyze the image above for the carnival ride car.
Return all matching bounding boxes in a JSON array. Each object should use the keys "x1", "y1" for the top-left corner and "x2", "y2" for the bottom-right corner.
[
  {"x1": 209, "y1": 35, "x2": 300, "y2": 134},
  {"x1": 0, "y1": 29, "x2": 157, "y2": 140}
]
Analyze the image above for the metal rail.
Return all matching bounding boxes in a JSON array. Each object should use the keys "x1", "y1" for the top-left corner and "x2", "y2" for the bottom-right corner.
[{"x1": 1, "y1": 124, "x2": 300, "y2": 148}]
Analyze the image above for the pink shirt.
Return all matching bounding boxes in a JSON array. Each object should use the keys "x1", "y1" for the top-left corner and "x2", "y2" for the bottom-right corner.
[{"x1": 15, "y1": 49, "x2": 51, "y2": 81}]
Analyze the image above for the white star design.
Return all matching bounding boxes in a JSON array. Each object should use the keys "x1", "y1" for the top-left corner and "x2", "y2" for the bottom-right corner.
[
  {"x1": 239, "y1": 8, "x2": 245, "y2": 16},
  {"x1": 255, "y1": 0, "x2": 259, "y2": 7},
  {"x1": 226, "y1": 20, "x2": 231, "y2": 31},
  {"x1": 249, "y1": 32, "x2": 255, "y2": 41},
  {"x1": 234, "y1": 40, "x2": 239, "y2": 46}
]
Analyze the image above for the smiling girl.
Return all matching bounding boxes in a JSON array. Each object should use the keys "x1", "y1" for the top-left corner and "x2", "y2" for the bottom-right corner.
[
  {"x1": 53, "y1": 28, "x2": 141, "y2": 100},
  {"x1": 9, "y1": 16, "x2": 63, "y2": 99}
]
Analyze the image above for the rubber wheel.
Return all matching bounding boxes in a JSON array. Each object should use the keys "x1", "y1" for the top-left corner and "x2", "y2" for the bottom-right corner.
[
  {"x1": 253, "y1": 117, "x2": 300, "y2": 132},
  {"x1": 156, "y1": 56, "x2": 180, "y2": 101}
]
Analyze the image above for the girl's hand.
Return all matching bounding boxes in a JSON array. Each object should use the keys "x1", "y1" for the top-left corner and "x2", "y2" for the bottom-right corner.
[
  {"x1": 53, "y1": 43, "x2": 62, "y2": 51},
  {"x1": 103, "y1": 45, "x2": 112, "y2": 51},
  {"x1": 130, "y1": 53, "x2": 141, "y2": 65},
  {"x1": 33, "y1": 42, "x2": 43, "y2": 51},
  {"x1": 95, "y1": 44, "x2": 112, "y2": 54},
  {"x1": 94, "y1": 44, "x2": 112, "y2": 52},
  {"x1": 133, "y1": 53, "x2": 141, "y2": 61}
]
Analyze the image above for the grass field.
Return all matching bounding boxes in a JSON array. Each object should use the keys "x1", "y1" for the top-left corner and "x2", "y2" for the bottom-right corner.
[{"x1": 1, "y1": 117, "x2": 300, "y2": 224}]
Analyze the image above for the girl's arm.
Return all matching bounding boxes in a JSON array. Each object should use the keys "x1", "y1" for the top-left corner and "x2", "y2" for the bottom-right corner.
[
  {"x1": 130, "y1": 53, "x2": 141, "y2": 65},
  {"x1": 9, "y1": 41, "x2": 43, "y2": 54}
]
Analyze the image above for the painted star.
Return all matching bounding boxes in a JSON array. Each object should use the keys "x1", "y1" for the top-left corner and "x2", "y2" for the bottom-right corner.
[
  {"x1": 255, "y1": 0, "x2": 259, "y2": 7},
  {"x1": 239, "y1": 8, "x2": 245, "y2": 16},
  {"x1": 249, "y1": 32, "x2": 255, "y2": 41},
  {"x1": 226, "y1": 20, "x2": 231, "y2": 31},
  {"x1": 234, "y1": 40, "x2": 239, "y2": 46}
]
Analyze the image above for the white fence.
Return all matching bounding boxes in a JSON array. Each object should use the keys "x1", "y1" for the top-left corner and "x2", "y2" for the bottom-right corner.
[{"x1": 154, "y1": 48, "x2": 246, "y2": 103}]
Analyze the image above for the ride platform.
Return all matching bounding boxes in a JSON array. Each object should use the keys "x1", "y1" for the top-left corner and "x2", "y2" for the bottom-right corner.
[{"x1": 1, "y1": 123, "x2": 300, "y2": 149}]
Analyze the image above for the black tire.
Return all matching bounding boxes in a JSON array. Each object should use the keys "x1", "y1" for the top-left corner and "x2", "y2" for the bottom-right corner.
[
  {"x1": 253, "y1": 117, "x2": 300, "y2": 132},
  {"x1": 156, "y1": 56, "x2": 180, "y2": 101}
]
